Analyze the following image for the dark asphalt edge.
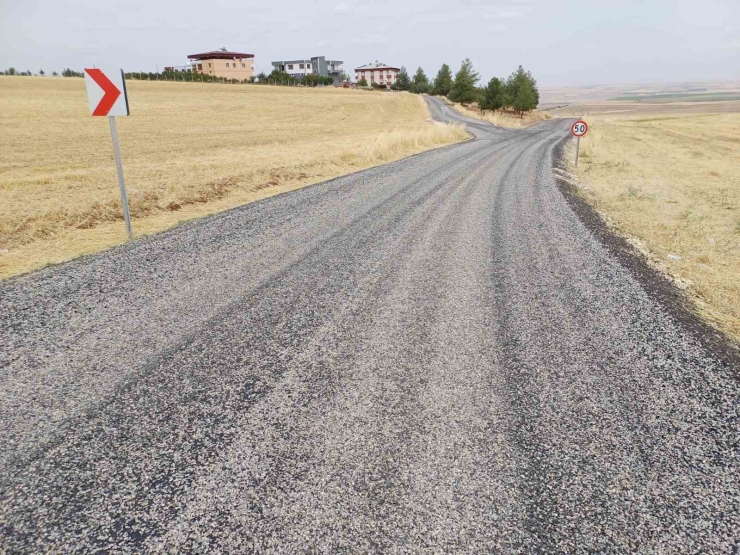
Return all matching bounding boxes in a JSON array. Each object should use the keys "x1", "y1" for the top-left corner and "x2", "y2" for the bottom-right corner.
[
  {"x1": 1, "y1": 135, "x2": 474, "y2": 285},
  {"x1": 551, "y1": 136, "x2": 740, "y2": 374}
]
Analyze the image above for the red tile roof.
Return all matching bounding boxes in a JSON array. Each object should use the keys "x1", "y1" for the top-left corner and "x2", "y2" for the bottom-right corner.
[{"x1": 187, "y1": 51, "x2": 254, "y2": 60}]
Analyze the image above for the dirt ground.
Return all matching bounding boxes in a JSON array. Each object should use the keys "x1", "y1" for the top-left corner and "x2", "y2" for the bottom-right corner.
[
  {"x1": 550, "y1": 99, "x2": 740, "y2": 120},
  {"x1": 540, "y1": 79, "x2": 740, "y2": 106}
]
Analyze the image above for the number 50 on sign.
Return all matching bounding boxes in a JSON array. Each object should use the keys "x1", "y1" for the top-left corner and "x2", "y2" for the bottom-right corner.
[{"x1": 571, "y1": 119, "x2": 588, "y2": 166}]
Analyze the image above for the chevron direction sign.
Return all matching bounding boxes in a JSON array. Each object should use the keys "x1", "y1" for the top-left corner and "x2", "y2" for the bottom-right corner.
[
  {"x1": 83, "y1": 67, "x2": 133, "y2": 239},
  {"x1": 84, "y1": 68, "x2": 130, "y2": 117}
]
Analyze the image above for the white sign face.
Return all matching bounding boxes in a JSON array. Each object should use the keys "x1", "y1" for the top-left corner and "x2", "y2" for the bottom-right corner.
[
  {"x1": 571, "y1": 120, "x2": 588, "y2": 137},
  {"x1": 84, "y1": 68, "x2": 129, "y2": 117}
]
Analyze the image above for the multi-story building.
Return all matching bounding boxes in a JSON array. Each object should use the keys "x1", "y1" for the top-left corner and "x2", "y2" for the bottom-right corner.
[
  {"x1": 354, "y1": 62, "x2": 400, "y2": 88},
  {"x1": 271, "y1": 56, "x2": 345, "y2": 84},
  {"x1": 187, "y1": 50, "x2": 254, "y2": 80}
]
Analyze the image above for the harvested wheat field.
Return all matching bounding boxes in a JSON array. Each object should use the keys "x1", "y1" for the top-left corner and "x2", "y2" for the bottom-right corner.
[
  {"x1": 566, "y1": 107, "x2": 740, "y2": 343},
  {"x1": 0, "y1": 77, "x2": 466, "y2": 278}
]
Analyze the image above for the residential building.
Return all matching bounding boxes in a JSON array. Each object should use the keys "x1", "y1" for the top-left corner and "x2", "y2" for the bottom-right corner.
[
  {"x1": 355, "y1": 62, "x2": 400, "y2": 88},
  {"x1": 271, "y1": 56, "x2": 345, "y2": 84},
  {"x1": 187, "y1": 50, "x2": 254, "y2": 80}
]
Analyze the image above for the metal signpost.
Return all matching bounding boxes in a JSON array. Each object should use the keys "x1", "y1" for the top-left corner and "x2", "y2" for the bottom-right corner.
[
  {"x1": 83, "y1": 68, "x2": 133, "y2": 239},
  {"x1": 571, "y1": 119, "x2": 588, "y2": 167}
]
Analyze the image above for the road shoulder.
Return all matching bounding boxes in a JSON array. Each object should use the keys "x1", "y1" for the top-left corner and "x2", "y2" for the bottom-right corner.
[{"x1": 551, "y1": 136, "x2": 740, "y2": 372}]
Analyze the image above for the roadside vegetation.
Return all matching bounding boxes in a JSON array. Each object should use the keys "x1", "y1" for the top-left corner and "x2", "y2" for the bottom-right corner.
[
  {"x1": 447, "y1": 100, "x2": 550, "y2": 128},
  {"x1": 254, "y1": 69, "x2": 346, "y2": 86},
  {"x1": 571, "y1": 110, "x2": 740, "y2": 342},
  {"x1": 0, "y1": 77, "x2": 466, "y2": 278}
]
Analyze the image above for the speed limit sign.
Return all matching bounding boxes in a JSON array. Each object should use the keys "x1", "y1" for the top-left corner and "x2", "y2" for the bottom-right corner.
[
  {"x1": 571, "y1": 120, "x2": 588, "y2": 166},
  {"x1": 571, "y1": 120, "x2": 588, "y2": 137}
]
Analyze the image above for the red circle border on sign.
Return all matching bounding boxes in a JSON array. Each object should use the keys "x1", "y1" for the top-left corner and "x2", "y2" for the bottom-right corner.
[{"x1": 571, "y1": 120, "x2": 588, "y2": 137}]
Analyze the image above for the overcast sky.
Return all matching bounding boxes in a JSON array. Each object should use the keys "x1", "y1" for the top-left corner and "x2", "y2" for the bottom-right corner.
[{"x1": 1, "y1": 0, "x2": 738, "y2": 86}]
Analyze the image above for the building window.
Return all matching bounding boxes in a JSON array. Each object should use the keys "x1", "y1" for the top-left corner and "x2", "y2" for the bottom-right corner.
[
  {"x1": 299, "y1": 64, "x2": 304, "y2": 69},
  {"x1": 208, "y1": 62, "x2": 212, "y2": 67},
  {"x1": 288, "y1": 64, "x2": 293, "y2": 69},
  {"x1": 242, "y1": 63, "x2": 245, "y2": 67}
]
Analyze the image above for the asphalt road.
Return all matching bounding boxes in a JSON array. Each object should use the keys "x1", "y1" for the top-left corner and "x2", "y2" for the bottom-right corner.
[{"x1": 1, "y1": 96, "x2": 738, "y2": 553}]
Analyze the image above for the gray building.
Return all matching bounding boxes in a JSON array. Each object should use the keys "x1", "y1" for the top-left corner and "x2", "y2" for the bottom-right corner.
[{"x1": 271, "y1": 56, "x2": 345, "y2": 84}]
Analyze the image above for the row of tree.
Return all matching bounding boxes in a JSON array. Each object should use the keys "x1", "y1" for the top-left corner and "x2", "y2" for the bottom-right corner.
[
  {"x1": 386, "y1": 60, "x2": 540, "y2": 116},
  {"x1": 2, "y1": 68, "x2": 85, "y2": 77},
  {"x1": 253, "y1": 69, "x2": 339, "y2": 86},
  {"x1": 1, "y1": 67, "x2": 341, "y2": 87},
  {"x1": 478, "y1": 66, "x2": 539, "y2": 116},
  {"x1": 125, "y1": 70, "x2": 253, "y2": 84},
  {"x1": 127, "y1": 68, "x2": 340, "y2": 85}
]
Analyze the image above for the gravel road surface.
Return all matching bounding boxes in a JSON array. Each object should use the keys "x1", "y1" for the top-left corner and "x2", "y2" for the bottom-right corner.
[{"x1": 1, "y1": 96, "x2": 738, "y2": 553}]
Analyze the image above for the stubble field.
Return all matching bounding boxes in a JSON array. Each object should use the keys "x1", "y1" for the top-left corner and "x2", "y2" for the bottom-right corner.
[{"x1": 0, "y1": 77, "x2": 465, "y2": 278}]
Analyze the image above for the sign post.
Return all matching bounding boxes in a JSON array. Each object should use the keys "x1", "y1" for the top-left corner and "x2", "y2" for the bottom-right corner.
[
  {"x1": 571, "y1": 120, "x2": 588, "y2": 167},
  {"x1": 84, "y1": 68, "x2": 133, "y2": 239}
]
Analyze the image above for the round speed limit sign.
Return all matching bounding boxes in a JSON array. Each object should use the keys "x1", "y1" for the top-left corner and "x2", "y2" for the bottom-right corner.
[{"x1": 571, "y1": 120, "x2": 588, "y2": 137}]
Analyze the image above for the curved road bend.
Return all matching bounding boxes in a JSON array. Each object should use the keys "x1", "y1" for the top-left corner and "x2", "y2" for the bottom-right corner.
[{"x1": 1, "y1": 95, "x2": 738, "y2": 553}]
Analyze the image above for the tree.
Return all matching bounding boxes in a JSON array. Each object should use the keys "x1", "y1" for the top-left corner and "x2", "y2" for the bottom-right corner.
[
  {"x1": 480, "y1": 77, "x2": 505, "y2": 114},
  {"x1": 7, "y1": 67, "x2": 16, "y2": 75},
  {"x1": 409, "y1": 67, "x2": 430, "y2": 94},
  {"x1": 358, "y1": 77, "x2": 368, "y2": 87},
  {"x1": 39, "y1": 69, "x2": 45, "y2": 76},
  {"x1": 394, "y1": 66, "x2": 411, "y2": 91},
  {"x1": 504, "y1": 65, "x2": 539, "y2": 114},
  {"x1": 267, "y1": 69, "x2": 295, "y2": 85},
  {"x1": 448, "y1": 58, "x2": 480, "y2": 104},
  {"x1": 255, "y1": 72, "x2": 267, "y2": 83},
  {"x1": 513, "y1": 85, "x2": 536, "y2": 117},
  {"x1": 304, "y1": 73, "x2": 320, "y2": 87},
  {"x1": 52, "y1": 71, "x2": 58, "y2": 76},
  {"x1": 431, "y1": 63, "x2": 453, "y2": 96}
]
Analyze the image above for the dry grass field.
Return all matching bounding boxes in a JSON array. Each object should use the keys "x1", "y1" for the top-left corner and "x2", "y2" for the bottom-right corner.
[
  {"x1": 564, "y1": 104, "x2": 740, "y2": 342},
  {"x1": 445, "y1": 98, "x2": 551, "y2": 128},
  {"x1": 0, "y1": 77, "x2": 466, "y2": 278}
]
